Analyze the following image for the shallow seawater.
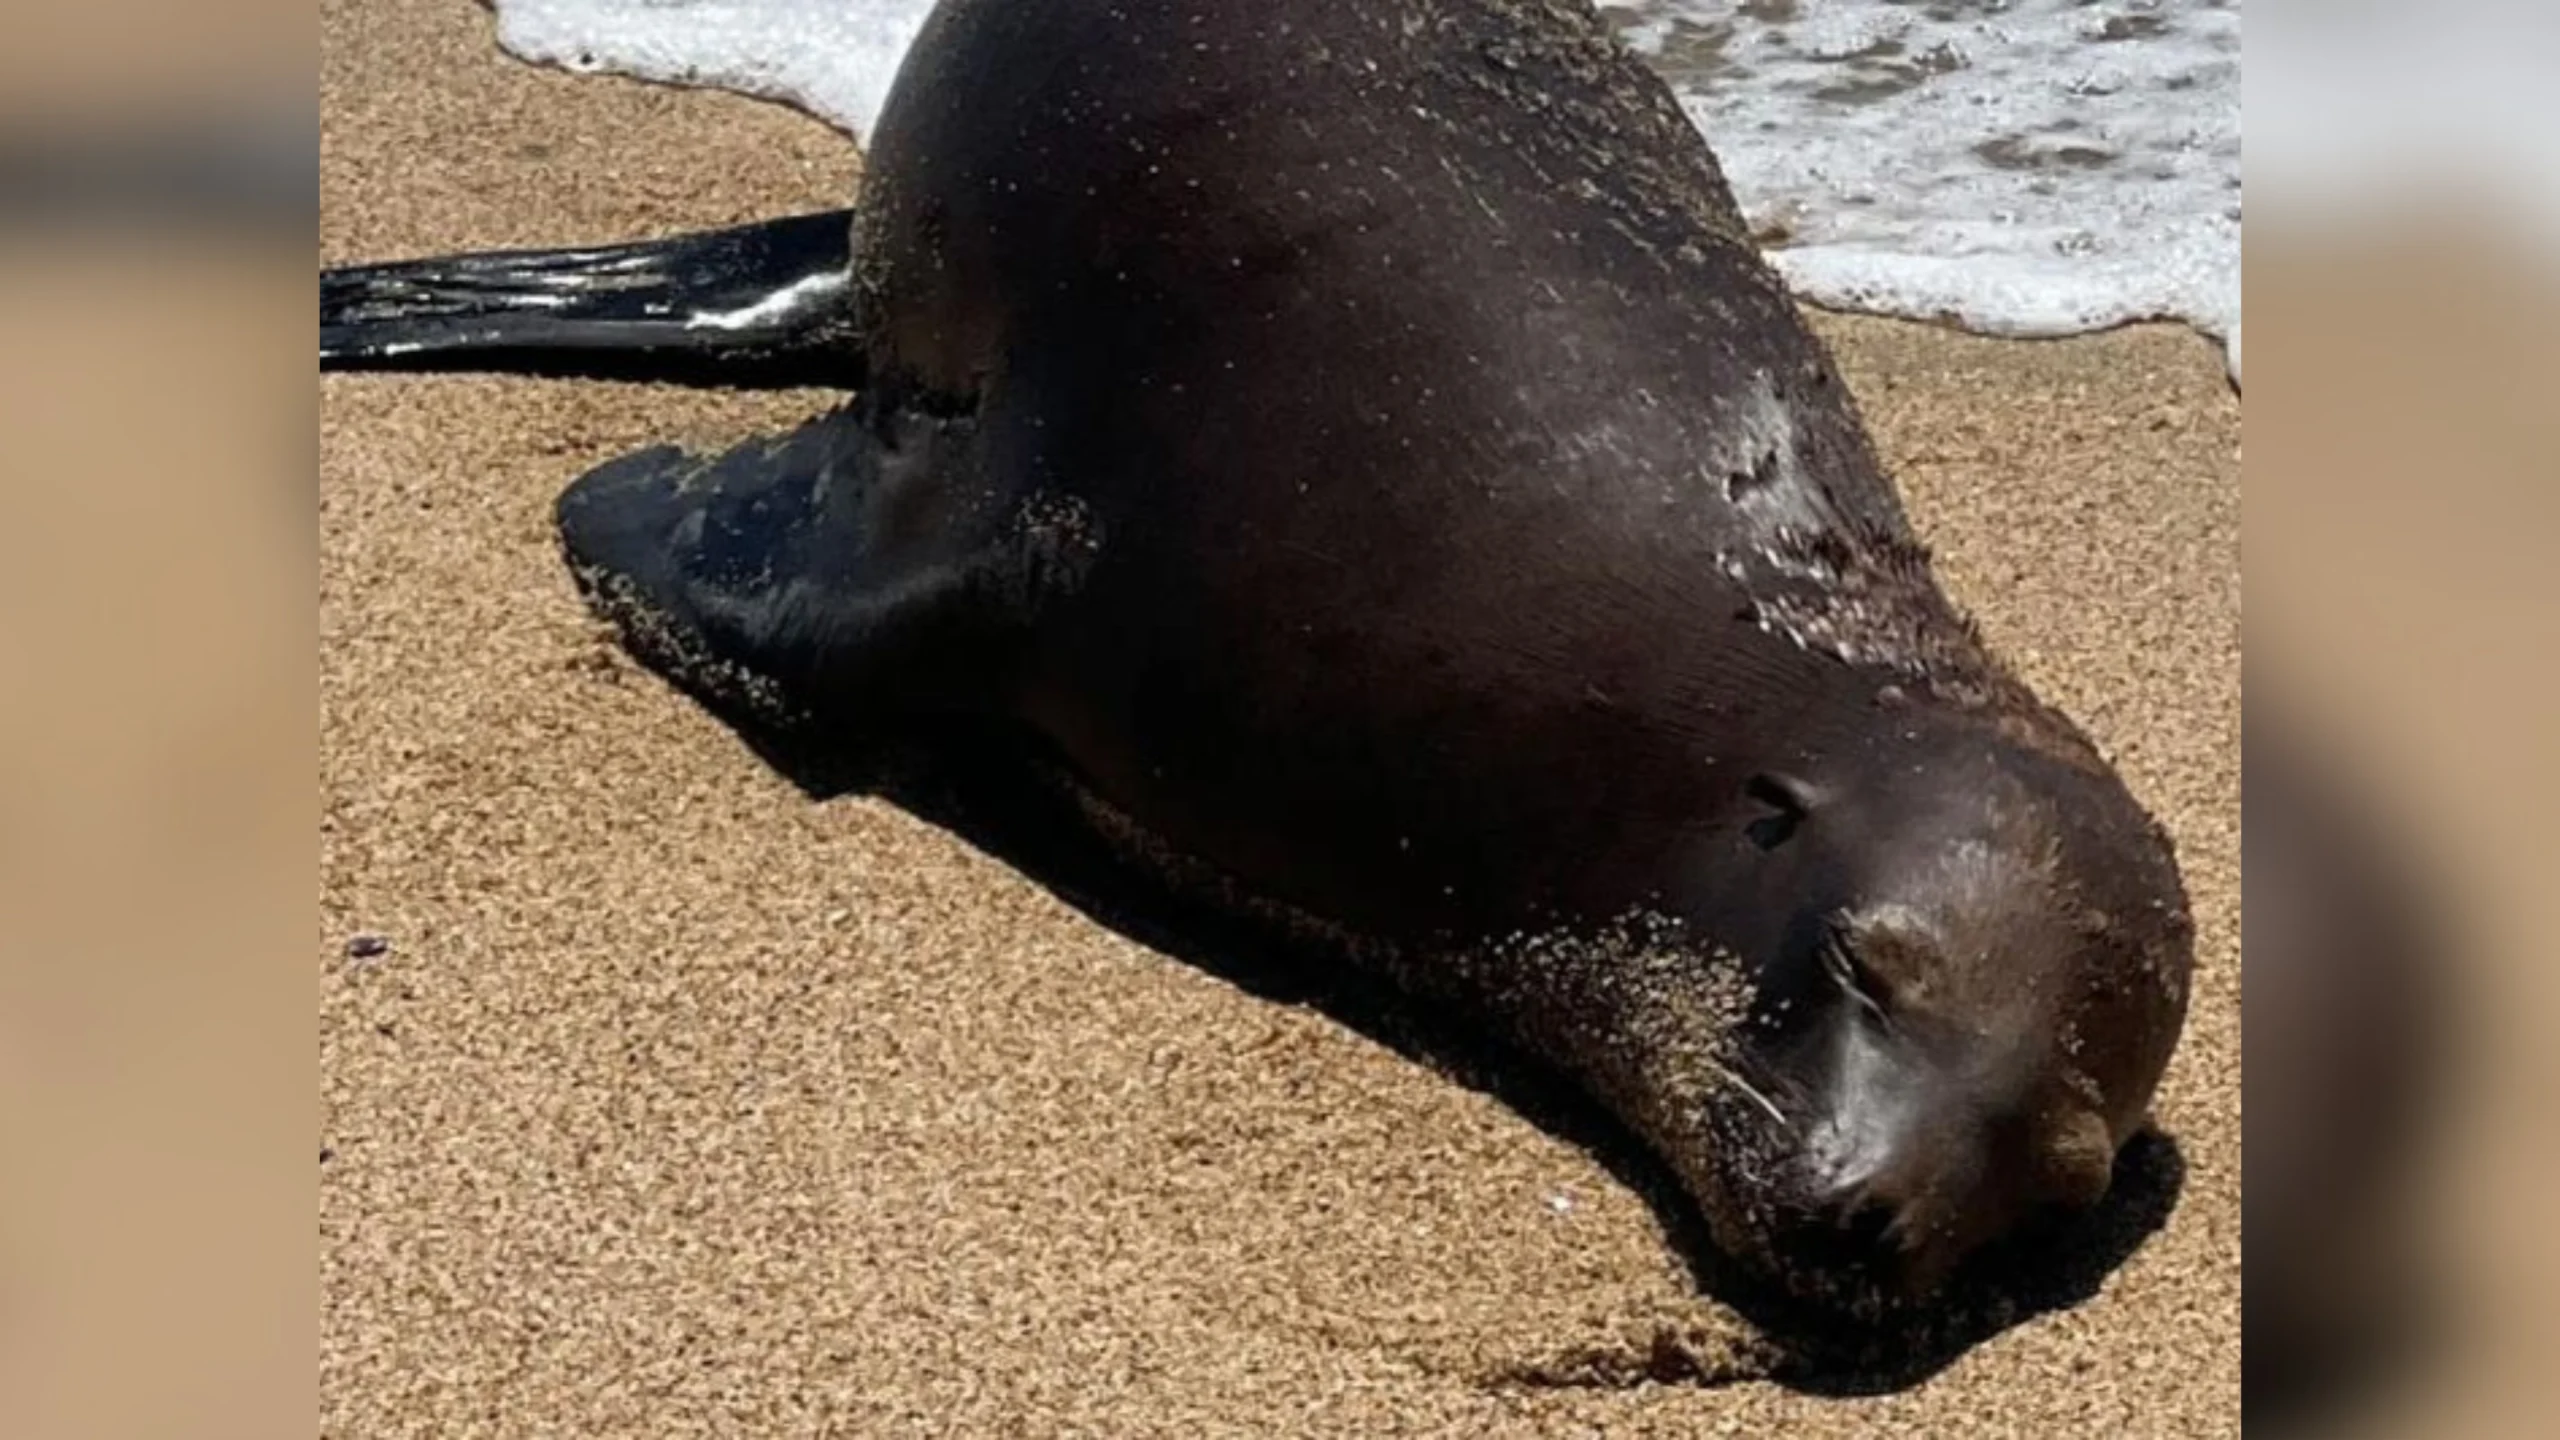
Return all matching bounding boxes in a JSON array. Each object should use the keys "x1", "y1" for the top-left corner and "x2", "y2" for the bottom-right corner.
[
  {"x1": 491, "y1": 0, "x2": 2242, "y2": 377},
  {"x1": 1604, "y1": 0, "x2": 2240, "y2": 374}
]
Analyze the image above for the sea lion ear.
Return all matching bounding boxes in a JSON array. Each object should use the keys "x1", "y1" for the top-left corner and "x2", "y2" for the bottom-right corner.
[{"x1": 1744, "y1": 771, "x2": 1820, "y2": 850}]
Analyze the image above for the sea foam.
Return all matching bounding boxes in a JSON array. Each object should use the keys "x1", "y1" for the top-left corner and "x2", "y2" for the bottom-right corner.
[
  {"x1": 494, "y1": 0, "x2": 932, "y2": 140},
  {"x1": 1608, "y1": 1, "x2": 2240, "y2": 381}
]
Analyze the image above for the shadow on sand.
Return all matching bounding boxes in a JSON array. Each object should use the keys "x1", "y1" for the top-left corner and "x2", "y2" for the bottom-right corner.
[{"x1": 693, "y1": 701, "x2": 2187, "y2": 1395}]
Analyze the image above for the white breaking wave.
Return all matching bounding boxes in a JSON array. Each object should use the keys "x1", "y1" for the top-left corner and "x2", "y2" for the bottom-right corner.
[{"x1": 492, "y1": 0, "x2": 2242, "y2": 379}]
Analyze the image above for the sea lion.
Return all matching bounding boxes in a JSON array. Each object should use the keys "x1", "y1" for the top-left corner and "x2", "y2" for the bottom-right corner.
[{"x1": 320, "y1": 0, "x2": 2194, "y2": 1312}]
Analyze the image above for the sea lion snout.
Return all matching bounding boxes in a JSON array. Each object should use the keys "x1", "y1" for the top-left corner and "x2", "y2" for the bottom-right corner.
[{"x1": 1772, "y1": 989, "x2": 2117, "y2": 1301}]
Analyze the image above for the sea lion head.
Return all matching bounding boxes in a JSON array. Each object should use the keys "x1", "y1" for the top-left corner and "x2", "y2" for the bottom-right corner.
[{"x1": 1679, "y1": 712, "x2": 2194, "y2": 1311}]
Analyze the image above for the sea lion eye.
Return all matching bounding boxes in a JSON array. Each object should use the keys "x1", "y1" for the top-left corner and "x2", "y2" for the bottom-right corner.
[{"x1": 1745, "y1": 771, "x2": 1812, "y2": 850}]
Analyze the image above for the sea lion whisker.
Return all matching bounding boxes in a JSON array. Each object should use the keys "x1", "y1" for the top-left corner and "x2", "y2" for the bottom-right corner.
[{"x1": 1708, "y1": 1057, "x2": 1792, "y2": 1135}]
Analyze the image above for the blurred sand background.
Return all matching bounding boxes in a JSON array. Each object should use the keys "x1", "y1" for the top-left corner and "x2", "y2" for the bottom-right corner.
[{"x1": 319, "y1": 0, "x2": 2241, "y2": 1433}]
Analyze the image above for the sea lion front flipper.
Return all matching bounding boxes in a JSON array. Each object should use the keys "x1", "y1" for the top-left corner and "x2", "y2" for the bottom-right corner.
[
  {"x1": 320, "y1": 209, "x2": 860, "y2": 390},
  {"x1": 556, "y1": 404, "x2": 1088, "y2": 756}
]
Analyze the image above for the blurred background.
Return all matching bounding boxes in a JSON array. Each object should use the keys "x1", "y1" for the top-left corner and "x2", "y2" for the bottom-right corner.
[
  {"x1": 4, "y1": 0, "x2": 2558, "y2": 1433},
  {"x1": 2251, "y1": 2, "x2": 2560, "y2": 1436},
  {"x1": 0, "y1": 1, "x2": 310, "y2": 1435}
]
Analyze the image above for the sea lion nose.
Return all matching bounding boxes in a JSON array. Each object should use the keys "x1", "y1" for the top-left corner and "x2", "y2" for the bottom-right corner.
[
  {"x1": 1803, "y1": 1154, "x2": 1971, "y2": 1300},
  {"x1": 1795, "y1": 1097, "x2": 2119, "y2": 1301}
]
